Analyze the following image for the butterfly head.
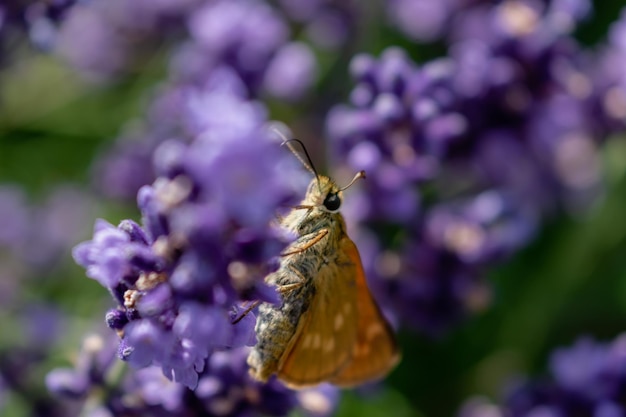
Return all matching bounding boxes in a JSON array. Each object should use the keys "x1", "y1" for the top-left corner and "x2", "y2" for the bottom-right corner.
[
  {"x1": 278, "y1": 137, "x2": 365, "y2": 213},
  {"x1": 304, "y1": 171, "x2": 366, "y2": 213}
]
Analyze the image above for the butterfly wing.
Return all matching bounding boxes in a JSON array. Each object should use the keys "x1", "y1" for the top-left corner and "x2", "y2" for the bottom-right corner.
[
  {"x1": 329, "y1": 236, "x2": 400, "y2": 386},
  {"x1": 276, "y1": 233, "x2": 359, "y2": 388}
]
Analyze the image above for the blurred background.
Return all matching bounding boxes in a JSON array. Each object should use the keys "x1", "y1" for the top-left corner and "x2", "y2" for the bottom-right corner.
[{"x1": 2, "y1": 0, "x2": 626, "y2": 416}]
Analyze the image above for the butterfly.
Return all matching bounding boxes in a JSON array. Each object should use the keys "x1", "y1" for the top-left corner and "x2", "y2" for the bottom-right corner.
[{"x1": 246, "y1": 139, "x2": 400, "y2": 388}]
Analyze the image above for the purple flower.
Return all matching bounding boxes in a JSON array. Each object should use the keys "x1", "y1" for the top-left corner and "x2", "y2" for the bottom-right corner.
[
  {"x1": 183, "y1": 75, "x2": 267, "y2": 139},
  {"x1": 325, "y1": 0, "x2": 614, "y2": 332},
  {"x1": 424, "y1": 191, "x2": 537, "y2": 263},
  {"x1": 195, "y1": 348, "x2": 297, "y2": 416},
  {"x1": 185, "y1": 0, "x2": 291, "y2": 93},
  {"x1": 0, "y1": 0, "x2": 78, "y2": 53},
  {"x1": 263, "y1": 42, "x2": 318, "y2": 101},
  {"x1": 91, "y1": 17, "x2": 318, "y2": 202},
  {"x1": 48, "y1": 342, "x2": 338, "y2": 417},
  {"x1": 46, "y1": 368, "x2": 91, "y2": 399},
  {"x1": 0, "y1": 185, "x2": 103, "y2": 417},
  {"x1": 44, "y1": 334, "x2": 117, "y2": 413},
  {"x1": 49, "y1": 0, "x2": 198, "y2": 80},
  {"x1": 385, "y1": 0, "x2": 592, "y2": 43},
  {"x1": 121, "y1": 319, "x2": 175, "y2": 369},
  {"x1": 92, "y1": 133, "x2": 158, "y2": 201},
  {"x1": 1, "y1": 185, "x2": 98, "y2": 270},
  {"x1": 458, "y1": 334, "x2": 626, "y2": 416},
  {"x1": 550, "y1": 338, "x2": 611, "y2": 399},
  {"x1": 73, "y1": 74, "x2": 309, "y2": 387},
  {"x1": 189, "y1": 0, "x2": 288, "y2": 68},
  {"x1": 130, "y1": 366, "x2": 186, "y2": 412},
  {"x1": 174, "y1": 303, "x2": 232, "y2": 347},
  {"x1": 0, "y1": 186, "x2": 29, "y2": 251},
  {"x1": 54, "y1": 2, "x2": 130, "y2": 81},
  {"x1": 386, "y1": 0, "x2": 454, "y2": 42},
  {"x1": 176, "y1": 0, "x2": 320, "y2": 99},
  {"x1": 587, "y1": 9, "x2": 626, "y2": 139},
  {"x1": 21, "y1": 304, "x2": 65, "y2": 347},
  {"x1": 26, "y1": 186, "x2": 99, "y2": 268},
  {"x1": 73, "y1": 219, "x2": 161, "y2": 289},
  {"x1": 277, "y1": 0, "x2": 358, "y2": 49}
]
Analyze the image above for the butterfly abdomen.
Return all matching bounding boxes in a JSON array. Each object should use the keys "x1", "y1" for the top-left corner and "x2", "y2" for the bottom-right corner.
[{"x1": 247, "y1": 258, "x2": 317, "y2": 381}]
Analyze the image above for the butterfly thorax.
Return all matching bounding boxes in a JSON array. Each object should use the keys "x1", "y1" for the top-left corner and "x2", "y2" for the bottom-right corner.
[{"x1": 278, "y1": 176, "x2": 350, "y2": 291}]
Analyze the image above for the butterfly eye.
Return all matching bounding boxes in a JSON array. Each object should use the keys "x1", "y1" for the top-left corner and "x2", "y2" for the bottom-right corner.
[{"x1": 323, "y1": 192, "x2": 341, "y2": 212}]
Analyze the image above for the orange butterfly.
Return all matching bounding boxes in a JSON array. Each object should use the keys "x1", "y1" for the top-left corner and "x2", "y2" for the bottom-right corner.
[{"x1": 246, "y1": 140, "x2": 400, "y2": 388}]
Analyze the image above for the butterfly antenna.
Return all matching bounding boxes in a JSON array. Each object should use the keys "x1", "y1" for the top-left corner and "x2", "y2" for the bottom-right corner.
[
  {"x1": 266, "y1": 123, "x2": 322, "y2": 192},
  {"x1": 339, "y1": 170, "x2": 366, "y2": 191},
  {"x1": 281, "y1": 138, "x2": 322, "y2": 192}
]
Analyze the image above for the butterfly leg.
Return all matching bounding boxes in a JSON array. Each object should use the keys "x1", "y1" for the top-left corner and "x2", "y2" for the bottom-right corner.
[
  {"x1": 277, "y1": 282, "x2": 304, "y2": 294},
  {"x1": 233, "y1": 265, "x2": 306, "y2": 325},
  {"x1": 280, "y1": 228, "x2": 328, "y2": 257},
  {"x1": 231, "y1": 300, "x2": 261, "y2": 324},
  {"x1": 273, "y1": 262, "x2": 308, "y2": 289}
]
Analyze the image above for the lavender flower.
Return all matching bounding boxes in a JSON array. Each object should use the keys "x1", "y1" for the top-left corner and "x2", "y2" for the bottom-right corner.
[
  {"x1": 327, "y1": 0, "x2": 611, "y2": 332},
  {"x1": 0, "y1": 184, "x2": 101, "y2": 417},
  {"x1": 449, "y1": 0, "x2": 592, "y2": 43},
  {"x1": 49, "y1": 0, "x2": 319, "y2": 91},
  {"x1": 587, "y1": 8, "x2": 626, "y2": 137},
  {"x1": 182, "y1": 0, "x2": 318, "y2": 98},
  {"x1": 0, "y1": 0, "x2": 78, "y2": 52},
  {"x1": 92, "y1": 132, "x2": 160, "y2": 201},
  {"x1": 46, "y1": 334, "x2": 115, "y2": 400},
  {"x1": 386, "y1": 0, "x2": 457, "y2": 42},
  {"x1": 0, "y1": 301, "x2": 73, "y2": 417},
  {"x1": 263, "y1": 41, "x2": 318, "y2": 101},
  {"x1": 47, "y1": 336, "x2": 338, "y2": 417},
  {"x1": 194, "y1": 349, "x2": 297, "y2": 416},
  {"x1": 26, "y1": 186, "x2": 99, "y2": 268},
  {"x1": 73, "y1": 84, "x2": 309, "y2": 388},
  {"x1": 93, "y1": 0, "x2": 318, "y2": 200},
  {"x1": 0, "y1": 185, "x2": 29, "y2": 251},
  {"x1": 385, "y1": 0, "x2": 592, "y2": 43},
  {"x1": 458, "y1": 334, "x2": 626, "y2": 417},
  {"x1": 7, "y1": 0, "x2": 626, "y2": 416},
  {"x1": 0, "y1": 185, "x2": 97, "y2": 270},
  {"x1": 53, "y1": 0, "x2": 197, "y2": 81},
  {"x1": 277, "y1": 0, "x2": 358, "y2": 49},
  {"x1": 54, "y1": 2, "x2": 131, "y2": 82},
  {"x1": 188, "y1": 0, "x2": 288, "y2": 74}
]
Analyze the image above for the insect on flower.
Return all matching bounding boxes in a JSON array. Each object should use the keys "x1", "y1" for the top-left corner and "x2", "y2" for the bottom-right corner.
[{"x1": 245, "y1": 137, "x2": 401, "y2": 388}]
